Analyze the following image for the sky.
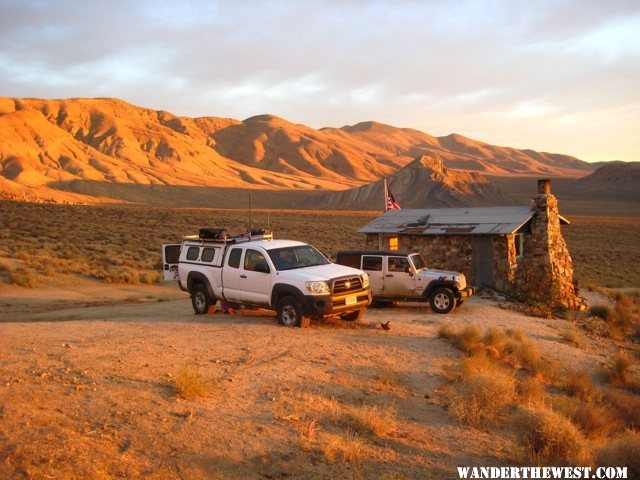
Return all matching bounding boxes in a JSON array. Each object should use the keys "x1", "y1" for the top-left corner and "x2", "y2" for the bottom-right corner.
[{"x1": 1, "y1": 0, "x2": 639, "y2": 163}]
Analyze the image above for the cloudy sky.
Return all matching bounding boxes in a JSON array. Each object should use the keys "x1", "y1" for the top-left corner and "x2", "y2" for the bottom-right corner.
[{"x1": 1, "y1": 0, "x2": 638, "y2": 162}]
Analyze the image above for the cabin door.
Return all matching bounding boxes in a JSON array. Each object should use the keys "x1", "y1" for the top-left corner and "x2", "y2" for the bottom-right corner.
[{"x1": 473, "y1": 236, "x2": 494, "y2": 288}]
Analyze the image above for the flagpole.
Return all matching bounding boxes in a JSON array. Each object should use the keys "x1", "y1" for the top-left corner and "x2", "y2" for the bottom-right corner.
[{"x1": 383, "y1": 177, "x2": 388, "y2": 212}]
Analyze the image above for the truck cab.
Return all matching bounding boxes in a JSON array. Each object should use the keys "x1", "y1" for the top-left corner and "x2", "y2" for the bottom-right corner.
[{"x1": 336, "y1": 250, "x2": 474, "y2": 314}]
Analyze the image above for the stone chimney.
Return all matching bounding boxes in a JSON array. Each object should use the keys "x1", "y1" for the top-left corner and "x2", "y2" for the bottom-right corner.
[{"x1": 515, "y1": 179, "x2": 581, "y2": 310}]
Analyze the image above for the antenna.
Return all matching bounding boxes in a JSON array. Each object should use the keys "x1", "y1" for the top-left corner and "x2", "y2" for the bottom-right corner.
[{"x1": 248, "y1": 190, "x2": 253, "y2": 230}]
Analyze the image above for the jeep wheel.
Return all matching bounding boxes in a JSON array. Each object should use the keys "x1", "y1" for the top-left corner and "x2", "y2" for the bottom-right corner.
[
  {"x1": 277, "y1": 296, "x2": 310, "y2": 328},
  {"x1": 340, "y1": 308, "x2": 366, "y2": 322},
  {"x1": 429, "y1": 288, "x2": 455, "y2": 314},
  {"x1": 191, "y1": 283, "x2": 212, "y2": 315}
]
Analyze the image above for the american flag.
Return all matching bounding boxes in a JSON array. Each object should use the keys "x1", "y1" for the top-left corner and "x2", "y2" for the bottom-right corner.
[{"x1": 386, "y1": 187, "x2": 401, "y2": 210}]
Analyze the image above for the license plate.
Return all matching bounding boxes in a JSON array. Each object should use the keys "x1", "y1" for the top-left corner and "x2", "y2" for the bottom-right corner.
[{"x1": 345, "y1": 295, "x2": 357, "y2": 306}]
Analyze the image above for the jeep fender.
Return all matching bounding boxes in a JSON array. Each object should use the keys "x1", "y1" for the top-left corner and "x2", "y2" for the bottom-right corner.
[
  {"x1": 187, "y1": 271, "x2": 216, "y2": 300},
  {"x1": 271, "y1": 284, "x2": 306, "y2": 310},
  {"x1": 423, "y1": 280, "x2": 459, "y2": 300}
]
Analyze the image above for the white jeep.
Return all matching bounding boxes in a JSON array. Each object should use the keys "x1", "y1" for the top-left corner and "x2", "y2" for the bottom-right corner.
[
  {"x1": 335, "y1": 250, "x2": 474, "y2": 314},
  {"x1": 162, "y1": 230, "x2": 372, "y2": 327}
]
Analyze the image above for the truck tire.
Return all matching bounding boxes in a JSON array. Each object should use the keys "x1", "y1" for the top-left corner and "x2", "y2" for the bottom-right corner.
[
  {"x1": 191, "y1": 283, "x2": 212, "y2": 315},
  {"x1": 340, "y1": 308, "x2": 366, "y2": 322},
  {"x1": 277, "y1": 296, "x2": 310, "y2": 328},
  {"x1": 429, "y1": 288, "x2": 456, "y2": 314}
]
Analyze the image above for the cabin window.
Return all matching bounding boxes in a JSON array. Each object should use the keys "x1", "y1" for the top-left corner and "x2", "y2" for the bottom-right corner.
[
  {"x1": 388, "y1": 236, "x2": 398, "y2": 251},
  {"x1": 515, "y1": 233, "x2": 525, "y2": 258}
]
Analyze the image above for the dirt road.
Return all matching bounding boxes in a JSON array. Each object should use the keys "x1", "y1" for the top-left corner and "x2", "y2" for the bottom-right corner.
[{"x1": 0, "y1": 284, "x2": 618, "y2": 479}]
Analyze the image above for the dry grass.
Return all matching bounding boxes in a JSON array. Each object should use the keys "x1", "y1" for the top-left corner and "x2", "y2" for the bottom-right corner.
[
  {"x1": 511, "y1": 405, "x2": 588, "y2": 465},
  {"x1": 449, "y1": 354, "x2": 516, "y2": 428},
  {"x1": 596, "y1": 430, "x2": 640, "y2": 479},
  {"x1": 347, "y1": 404, "x2": 398, "y2": 437},
  {"x1": 0, "y1": 201, "x2": 375, "y2": 289},
  {"x1": 173, "y1": 368, "x2": 212, "y2": 400},
  {"x1": 561, "y1": 323, "x2": 581, "y2": 347},
  {"x1": 321, "y1": 429, "x2": 364, "y2": 463}
]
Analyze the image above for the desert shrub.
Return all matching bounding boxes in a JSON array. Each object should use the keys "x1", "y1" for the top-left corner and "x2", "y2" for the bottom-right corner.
[
  {"x1": 590, "y1": 304, "x2": 614, "y2": 321},
  {"x1": 609, "y1": 351, "x2": 632, "y2": 386},
  {"x1": 570, "y1": 404, "x2": 618, "y2": 440},
  {"x1": 511, "y1": 405, "x2": 588, "y2": 465},
  {"x1": 449, "y1": 368, "x2": 516, "y2": 428},
  {"x1": 347, "y1": 404, "x2": 397, "y2": 437},
  {"x1": 173, "y1": 368, "x2": 212, "y2": 400},
  {"x1": 604, "y1": 391, "x2": 640, "y2": 430},
  {"x1": 563, "y1": 371, "x2": 598, "y2": 402},
  {"x1": 9, "y1": 267, "x2": 38, "y2": 288},
  {"x1": 516, "y1": 376, "x2": 545, "y2": 406},
  {"x1": 596, "y1": 430, "x2": 640, "y2": 479},
  {"x1": 439, "y1": 324, "x2": 483, "y2": 355}
]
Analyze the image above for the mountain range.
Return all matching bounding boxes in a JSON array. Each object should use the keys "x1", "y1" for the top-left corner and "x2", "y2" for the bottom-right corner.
[{"x1": 0, "y1": 96, "x2": 633, "y2": 208}]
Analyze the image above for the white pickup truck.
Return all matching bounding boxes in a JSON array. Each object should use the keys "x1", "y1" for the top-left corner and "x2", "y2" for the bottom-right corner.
[{"x1": 162, "y1": 229, "x2": 372, "y2": 327}]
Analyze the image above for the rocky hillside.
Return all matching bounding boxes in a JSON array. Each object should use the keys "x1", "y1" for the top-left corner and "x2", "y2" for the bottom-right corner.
[
  {"x1": 309, "y1": 154, "x2": 514, "y2": 210},
  {"x1": 0, "y1": 96, "x2": 599, "y2": 204}
]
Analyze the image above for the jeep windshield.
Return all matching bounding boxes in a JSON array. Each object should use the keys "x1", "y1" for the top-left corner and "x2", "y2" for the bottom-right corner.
[
  {"x1": 409, "y1": 253, "x2": 427, "y2": 270},
  {"x1": 268, "y1": 245, "x2": 330, "y2": 271}
]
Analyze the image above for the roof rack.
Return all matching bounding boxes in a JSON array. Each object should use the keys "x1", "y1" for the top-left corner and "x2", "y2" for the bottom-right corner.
[{"x1": 183, "y1": 228, "x2": 273, "y2": 245}]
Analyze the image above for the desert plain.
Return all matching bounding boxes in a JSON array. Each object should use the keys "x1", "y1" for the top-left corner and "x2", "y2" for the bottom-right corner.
[{"x1": 0, "y1": 200, "x2": 639, "y2": 479}]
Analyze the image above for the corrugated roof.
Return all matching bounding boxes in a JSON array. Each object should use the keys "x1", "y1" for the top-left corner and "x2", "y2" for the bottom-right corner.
[{"x1": 358, "y1": 206, "x2": 569, "y2": 236}]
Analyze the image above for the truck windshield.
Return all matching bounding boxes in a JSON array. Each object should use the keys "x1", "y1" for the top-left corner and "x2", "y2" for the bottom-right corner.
[
  {"x1": 267, "y1": 245, "x2": 330, "y2": 271},
  {"x1": 409, "y1": 253, "x2": 427, "y2": 270}
]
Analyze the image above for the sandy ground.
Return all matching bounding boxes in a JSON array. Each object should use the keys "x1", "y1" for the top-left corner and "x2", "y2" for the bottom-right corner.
[{"x1": 0, "y1": 283, "x2": 626, "y2": 479}]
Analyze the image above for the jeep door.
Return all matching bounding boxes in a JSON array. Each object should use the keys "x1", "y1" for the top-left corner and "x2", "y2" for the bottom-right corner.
[
  {"x1": 240, "y1": 248, "x2": 272, "y2": 307},
  {"x1": 383, "y1": 256, "x2": 417, "y2": 296},
  {"x1": 361, "y1": 255, "x2": 384, "y2": 294}
]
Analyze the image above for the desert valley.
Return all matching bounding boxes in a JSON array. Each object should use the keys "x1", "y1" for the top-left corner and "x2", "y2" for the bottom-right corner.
[{"x1": 1, "y1": 97, "x2": 639, "y2": 479}]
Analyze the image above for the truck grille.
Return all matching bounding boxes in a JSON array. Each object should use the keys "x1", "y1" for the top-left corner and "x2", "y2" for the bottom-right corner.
[{"x1": 332, "y1": 276, "x2": 363, "y2": 294}]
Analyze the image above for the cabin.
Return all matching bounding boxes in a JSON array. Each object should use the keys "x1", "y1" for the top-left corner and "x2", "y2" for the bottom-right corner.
[{"x1": 359, "y1": 179, "x2": 581, "y2": 309}]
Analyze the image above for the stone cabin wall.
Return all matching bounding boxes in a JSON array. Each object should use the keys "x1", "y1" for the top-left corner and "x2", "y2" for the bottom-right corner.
[{"x1": 364, "y1": 232, "x2": 518, "y2": 289}]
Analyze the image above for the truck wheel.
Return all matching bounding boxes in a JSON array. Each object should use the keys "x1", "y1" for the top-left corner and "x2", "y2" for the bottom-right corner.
[
  {"x1": 277, "y1": 296, "x2": 310, "y2": 328},
  {"x1": 429, "y1": 288, "x2": 456, "y2": 314},
  {"x1": 191, "y1": 283, "x2": 212, "y2": 315},
  {"x1": 340, "y1": 308, "x2": 366, "y2": 322}
]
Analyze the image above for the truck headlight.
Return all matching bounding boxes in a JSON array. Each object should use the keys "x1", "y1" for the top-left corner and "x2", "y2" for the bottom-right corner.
[
  {"x1": 305, "y1": 281, "x2": 330, "y2": 295},
  {"x1": 361, "y1": 273, "x2": 370, "y2": 288}
]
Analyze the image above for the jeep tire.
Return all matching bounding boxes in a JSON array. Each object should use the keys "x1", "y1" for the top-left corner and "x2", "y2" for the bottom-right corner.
[
  {"x1": 429, "y1": 287, "x2": 456, "y2": 314},
  {"x1": 191, "y1": 283, "x2": 212, "y2": 315},
  {"x1": 276, "y1": 296, "x2": 310, "y2": 328}
]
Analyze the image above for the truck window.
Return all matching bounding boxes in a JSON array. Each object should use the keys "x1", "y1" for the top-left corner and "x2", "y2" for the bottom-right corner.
[
  {"x1": 201, "y1": 247, "x2": 217, "y2": 263},
  {"x1": 362, "y1": 256, "x2": 383, "y2": 271},
  {"x1": 228, "y1": 248, "x2": 242, "y2": 269},
  {"x1": 186, "y1": 247, "x2": 199, "y2": 261},
  {"x1": 244, "y1": 249, "x2": 269, "y2": 272}
]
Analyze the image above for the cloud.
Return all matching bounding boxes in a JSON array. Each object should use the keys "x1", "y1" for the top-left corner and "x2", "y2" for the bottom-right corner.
[{"x1": 0, "y1": 0, "x2": 638, "y2": 161}]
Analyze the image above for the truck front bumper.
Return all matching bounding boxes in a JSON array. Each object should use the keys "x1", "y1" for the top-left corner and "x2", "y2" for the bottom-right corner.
[{"x1": 302, "y1": 289, "x2": 372, "y2": 317}]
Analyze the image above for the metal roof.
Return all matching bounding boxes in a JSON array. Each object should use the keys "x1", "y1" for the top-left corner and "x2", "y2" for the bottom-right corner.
[{"x1": 358, "y1": 206, "x2": 569, "y2": 236}]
